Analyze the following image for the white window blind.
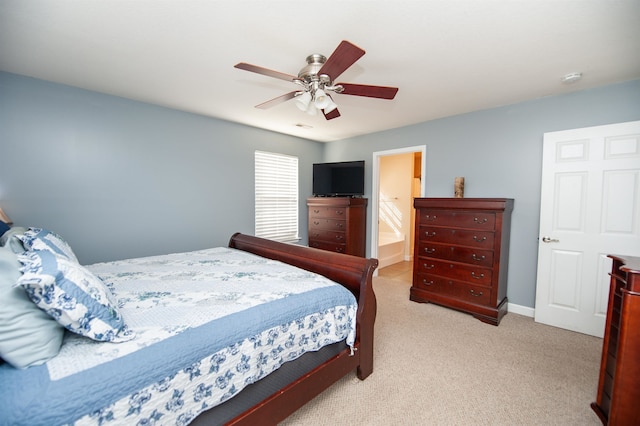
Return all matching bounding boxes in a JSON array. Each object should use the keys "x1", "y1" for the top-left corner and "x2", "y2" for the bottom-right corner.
[{"x1": 255, "y1": 150, "x2": 299, "y2": 242}]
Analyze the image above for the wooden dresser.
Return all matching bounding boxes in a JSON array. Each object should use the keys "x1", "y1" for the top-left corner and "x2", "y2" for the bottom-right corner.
[
  {"x1": 591, "y1": 255, "x2": 640, "y2": 425},
  {"x1": 307, "y1": 197, "x2": 367, "y2": 257},
  {"x1": 411, "y1": 198, "x2": 514, "y2": 325}
]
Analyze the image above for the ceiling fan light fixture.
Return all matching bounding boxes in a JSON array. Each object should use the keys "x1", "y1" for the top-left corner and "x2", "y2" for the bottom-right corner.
[
  {"x1": 323, "y1": 98, "x2": 338, "y2": 114},
  {"x1": 295, "y1": 91, "x2": 312, "y2": 111},
  {"x1": 314, "y1": 89, "x2": 331, "y2": 109},
  {"x1": 306, "y1": 102, "x2": 318, "y2": 116}
]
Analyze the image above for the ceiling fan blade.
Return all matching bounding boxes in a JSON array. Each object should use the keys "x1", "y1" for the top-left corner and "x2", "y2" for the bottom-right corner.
[
  {"x1": 337, "y1": 83, "x2": 399, "y2": 99},
  {"x1": 318, "y1": 40, "x2": 365, "y2": 80},
  {"x1": 255, "y1": 91, "x2": 299, "y2": 109},
  {"x1": 323, "y1": 108, "x2": 341, "y2": 120},
  {"x1": 234, "y1": 62, "x2": 297, "y2": 82}
]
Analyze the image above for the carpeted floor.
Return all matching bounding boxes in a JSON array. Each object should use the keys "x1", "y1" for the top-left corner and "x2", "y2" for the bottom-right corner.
[{"x1": 280, "y1": 266, "x2": 604, "y2": 425}]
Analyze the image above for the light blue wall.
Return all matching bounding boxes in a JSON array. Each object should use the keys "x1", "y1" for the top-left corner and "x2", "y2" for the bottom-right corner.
[
  {"x1": 0, "y1": 72, "x2": 324, "y2": 264},
  {"x1": 324, "y1": 79, "x2": 640, "y2": 308},
  {"x1": 2, "y1": 71, "x2": 639, "y2": 308}
]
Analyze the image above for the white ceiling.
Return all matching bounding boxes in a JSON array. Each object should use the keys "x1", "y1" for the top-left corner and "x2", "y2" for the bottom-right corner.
[{"x1": 1, "y1": 1, "x2": 639, "y2": 142}]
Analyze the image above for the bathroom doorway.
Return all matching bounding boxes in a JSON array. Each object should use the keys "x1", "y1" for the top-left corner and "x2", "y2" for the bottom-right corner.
[{"x1": 371, "y1": 146, "x2": 426, "y2": 271}]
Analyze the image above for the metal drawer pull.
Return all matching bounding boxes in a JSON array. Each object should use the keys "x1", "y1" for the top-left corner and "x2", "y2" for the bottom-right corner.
[
  {"x1": 424, "y1": 214, "x2": 437, "y2": 221},
  {"x1": 474, "y1": 217, "x2": 488, "y2": 224},
  {"x1": 471, "y1": 272, "x2": 485, "y2": 279},
  {"x1": 335, "y1": 235, "x2": 344, "y2": 241},
  {"x1": 471, "y1": 254, "x2": 485, "y2": 261},
  {"x1": 473, "y1": 235, "x2": 486, "y2": 242},
  {"x1": 423, "y1": 263, "x2": 435, "y2": 270},
  {"x1": 422, "y1": 279, "x2": 434, "y2": 286},
  {"x1": 336, "y1": 210, "x2": 344, "y2": 215},
  {"x1": 424, "y1": 247, "x2": 436, "y2": 254},
  {"x1": 424, "y1": 231, "x2": 436, "y2": 238},
  {"x1": 336, "y1": 223, "x2": 343, "y2": 228},
  {"x1": 313, "y1": 221, "x2": 320, "y2": 225},
  {"x1": 470, "y1": 289, "x2": 483, "y2": 297}
]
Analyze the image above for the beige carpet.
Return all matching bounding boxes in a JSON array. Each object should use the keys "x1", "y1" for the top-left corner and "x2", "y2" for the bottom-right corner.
[{"x1": 280, "y1": 276, "x2": 604, "y2": 425}]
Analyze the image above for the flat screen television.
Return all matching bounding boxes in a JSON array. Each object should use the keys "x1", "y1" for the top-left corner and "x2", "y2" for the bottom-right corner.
[{"x1": 312, "y1": 160, "x2": 365, "y2": 197}]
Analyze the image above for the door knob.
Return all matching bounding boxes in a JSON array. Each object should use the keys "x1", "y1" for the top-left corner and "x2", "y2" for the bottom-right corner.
[{"x1": 541, "y1": 236, "x2": 560, "y2": 243}]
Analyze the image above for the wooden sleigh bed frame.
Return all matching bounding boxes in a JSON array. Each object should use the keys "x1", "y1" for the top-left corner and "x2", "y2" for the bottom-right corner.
[{"x1": 191, "y1": 233, "x2": 378, "y2": 425}]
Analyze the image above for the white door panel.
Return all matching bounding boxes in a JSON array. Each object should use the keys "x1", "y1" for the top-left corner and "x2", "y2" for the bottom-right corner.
[{"x1": 535, "y1": 120, "x2": 640, "y2": 337}]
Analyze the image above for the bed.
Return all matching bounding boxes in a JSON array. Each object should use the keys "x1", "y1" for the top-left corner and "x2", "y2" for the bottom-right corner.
[{"x1": 0, "y1": 230, "x2": 378, "y2": 425}]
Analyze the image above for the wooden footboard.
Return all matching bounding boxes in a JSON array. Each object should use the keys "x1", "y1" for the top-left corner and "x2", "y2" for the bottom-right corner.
[{"x1": 223, "y1": 233, "x2": 378, "y2": 425}]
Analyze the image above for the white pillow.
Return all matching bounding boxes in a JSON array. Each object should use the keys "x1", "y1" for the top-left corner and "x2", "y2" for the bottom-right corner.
[
  {"x1": 0, "y1": 226, "x2": 28, "y2": 254},
  {"x1": 0, "y1": 245, "x2": 64, "y2": 368}
]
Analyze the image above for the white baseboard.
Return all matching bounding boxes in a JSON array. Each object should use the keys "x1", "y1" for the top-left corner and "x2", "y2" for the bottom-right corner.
[{"x1": 508, "y1": 302, "x2": 535, "y2": 318}]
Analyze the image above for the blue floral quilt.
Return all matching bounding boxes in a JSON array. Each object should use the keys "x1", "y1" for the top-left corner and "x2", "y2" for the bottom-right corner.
[{"x1": 0, "y1": 247, "x2": 357, "y2": 425}]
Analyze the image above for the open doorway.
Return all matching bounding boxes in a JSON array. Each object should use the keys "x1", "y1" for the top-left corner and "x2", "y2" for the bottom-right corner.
[{"x1": 371, "y1": 146, "x2": 426, "y2": 272}]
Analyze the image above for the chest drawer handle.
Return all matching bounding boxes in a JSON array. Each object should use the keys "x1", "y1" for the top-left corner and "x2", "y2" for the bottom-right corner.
[
  {"x1": 313, "y1": 221, "x2": 320, "y2": 225},
  {"x1": 335, "y1": 247, "x2": 344, "y2": 253},
  {"x1": 471, "y1": 272, "x2": 485, "y2": 280},
  {"x1": 423, "y1": 263, "x2": 435, "y2": 270},
  {"x1": 335, "y1": 210, "x2": 344, "y2": 215},
  {"x1": 424, "y1": 214, "x2": 437, "y2": 221},
  {"x1": 470, "y1": 289, "x2": 484, "y2": 297},
  {"x1": 424, "y1": 247, "x2": 436, "y2": 254},
  {"x1": 471, "y1": 254, "x2": 485, "y2": 261},
  {"x1": 422, "y1": 279, "x2": 434, "y2": 286},
  {"x1": 424, "y1": 231, "x2": 436, "y2": 238},
  {"x1": 473, "y1": 235, "x2": 486, "y2": 242},
  {"x1": 336, "y1": 223, "x2": 344, "y2": 229},
  {"x1": 335, "y1": 235, "x2": 344, "y2": 241},
  {"x1": 313, "y1": 209, "x2": 320, "y2": 214},
  {"x1": 474, "y1": 217, "x2": 488, "y2": 224}
]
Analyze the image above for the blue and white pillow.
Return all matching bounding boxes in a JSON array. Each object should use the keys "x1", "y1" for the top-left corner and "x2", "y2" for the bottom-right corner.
[
  {"x1": 16, "y1": 250, "x2": 134, "y2": 343},
  {"x1": 19, "y1": 227, "x2": 79, "y2": 263}
]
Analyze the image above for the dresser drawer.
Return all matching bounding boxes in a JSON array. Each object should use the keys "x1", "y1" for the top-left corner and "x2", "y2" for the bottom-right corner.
[
  {"x1": 418, "y1": 209, "x2": 496, "y2": 231},
  {"x1": 418, "y1": 226, "x2": 495, "y2": 249},
  {"x1": 456, "y1": 281, "x2": 493, "y2": 305},
  {"x1": 413, "y1": 273, "x2": 492, "y2": 306},
  {"x1": 413, "y1": 273, "x2": 457, "y2": 296},
  {"x1": 415, "y1": 257, "x2": 493, "y2": 286},
  {"x1": 309, "y1": 218, "x2": 346, "y2": 231},
  {"x1": 309, "y1": 240, "x2": 347, "y2": 254},
  {"x1": 417, "y1": 241, "x2": 494, "y2": 268},
  {"x1": 309, "y1": 206, "x2": 347, "y2": 219},
  {"x1": 308, "y1": 229, "x2": 346, "y2": 243}
]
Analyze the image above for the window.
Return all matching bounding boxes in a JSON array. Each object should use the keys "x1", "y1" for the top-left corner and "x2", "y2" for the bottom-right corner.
[{"x1": 255, "y1": 151, "x2": 299, "y2": 242}]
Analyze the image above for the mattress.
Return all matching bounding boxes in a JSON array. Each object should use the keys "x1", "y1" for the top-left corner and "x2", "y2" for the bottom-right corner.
[{"x1": 0, "y1": 247, "x2": 357, "y2": 425}]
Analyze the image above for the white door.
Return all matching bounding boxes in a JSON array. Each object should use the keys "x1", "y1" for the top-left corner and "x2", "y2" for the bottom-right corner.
[{"x1": 534, "y1": 120, "x2": 640, "y2": 337}]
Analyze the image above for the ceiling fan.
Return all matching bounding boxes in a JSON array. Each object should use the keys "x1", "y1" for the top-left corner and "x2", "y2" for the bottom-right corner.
[{"x1": 234, "y1": 40, "x2": 398, "y2": 120}]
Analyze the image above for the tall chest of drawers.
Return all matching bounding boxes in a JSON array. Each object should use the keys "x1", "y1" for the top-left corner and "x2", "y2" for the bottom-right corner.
[
  {"x1": 307, "y1": 197, "x2": 367, "y2": 257},
  {"x1": 411, "y1": 198, "x2": 514, "y2": 325},
  {"x1": 591, "y1": 255, "x2": 640, "y2": 426}
]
